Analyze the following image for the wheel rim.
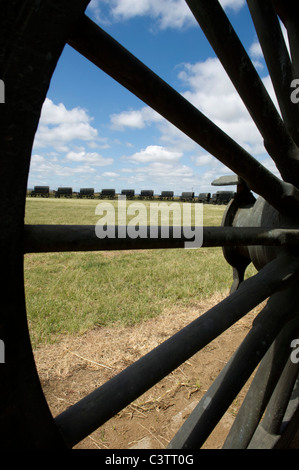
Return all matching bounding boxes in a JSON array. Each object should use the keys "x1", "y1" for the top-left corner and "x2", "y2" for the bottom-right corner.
[{"x1": 1, "y1": 0, "x2": 299, "y2": 449}]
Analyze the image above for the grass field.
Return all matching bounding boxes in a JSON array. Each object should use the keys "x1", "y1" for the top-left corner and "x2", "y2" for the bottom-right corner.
[{"x1": 24, "y1": 198, "x2": 256, "y2": 346}]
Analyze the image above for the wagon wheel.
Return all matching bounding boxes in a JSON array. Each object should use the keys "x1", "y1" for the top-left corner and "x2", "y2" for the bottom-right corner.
[{"x1": 1, "y1": 0, "x2": 299, "y2": 449}]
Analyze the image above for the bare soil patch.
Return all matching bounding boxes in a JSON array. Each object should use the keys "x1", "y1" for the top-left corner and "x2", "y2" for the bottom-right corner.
[{"x1": 33, "y1": 292, "x2": 271, "y2": 449}]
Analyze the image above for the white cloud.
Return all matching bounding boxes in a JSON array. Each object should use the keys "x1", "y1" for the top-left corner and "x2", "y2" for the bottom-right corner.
[
  {"x1": 126, "y1": 145, "x2": 182, "y2": 163},
  {"x1": 89, "y1": 0, "x2": 245, "y2": 30},
  {"x1": 261, "y1": 75, "x2": 279, "y2": 109},
  {"x1": 29, "y1": 157, "x2": 96, "y2": 180},
  {"x1": 139, "y1": 161, "x2": 194, "y2": 178},
  {"x1": 259, "y1": 156, "x2": 280, "y2": 178},
  {"x1": 31, "y1": 26, "x2": 274, "y2": 194},
  {"x1": 101, "y1": 171, "x2": 120, "y2": 178},
  {"x1": 30, "y1": 99, "x2": 118, "y2": 190},
  {"x1": 110, "y1": 106, "x2": 162, "y2": 130},
  {"x1": 109, "y1": 102, "x2": 196, "y2": 155},
  {"x1": 111, "y1": 54, "x2": 268, "y2": 158},
  {"x1": 120, "y1": 161, "x2": 196, "y2": 190},
  {"x1": 34, "y1": 98, "x2": 98, "y2": 151},
  {"x1": 106, "y1": 45, "x2": 274, "y2": 194},
  {"x1": 249, "y1": 41, "x2": 263, "y2": 59},
  {"x1": 279, "y1": 20, "x2": 291, "y2": 56},
  {"x1": 39, "y1": 98, "x2": 91, "y2": 126},
  {"x1": 194, "y1": 154, "x2": 214, "y2": 167},
  {"x1": 65, "y1": 151, "x2": 113, "y2": 166},
  {"x1": 109, "y1": 37, "x2": 276, "y2": 158},
  {"x1": 177, "y1": 57, "x2": 268, "y2": 154},
  {"x1": 248, "y1": 40, "x2": 265, "y2": 70},
  {"x1": 110, "y1": 110, "x2": 146, "y2": 130},
  {"x1": 31, "y1": 154, "x2": 45, "y2": 164},
  {"x1": 108, "y1": 0, "x2": 195, "y2": 30},
  {"x1": 72, "y1": 166, "x2": 96, "y2": 174},
  {"x1": 119, "y1": 145, "x2": 195, "y2": 191},
  {"x1": 87, "y1": 0, "x2": 111, "y2": 24},
  {"x1": 178, "y1": 58, "x2": 245, "y2": 117},
  {"x1": 219, "y1": 0, "x2": 245, "y2": 11}
]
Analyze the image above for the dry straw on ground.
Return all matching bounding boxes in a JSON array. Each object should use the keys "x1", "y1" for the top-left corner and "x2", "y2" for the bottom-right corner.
[{"x1": 34, "y1": 292, "x2": 267, "y2": 449}]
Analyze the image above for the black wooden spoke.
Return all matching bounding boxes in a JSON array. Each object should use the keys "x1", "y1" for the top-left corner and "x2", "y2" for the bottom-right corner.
[
  {"x1": 248, "y1": 364, "x2": 299, "y2": 449},
  {"x1": 168, "y1": 278, "x2": 299, "y2": 449},
  {"x1": 54, "y1": 253, "x2": 299, "y2": 448},
  {"x1": 274, "y1": 1, "x2": 299, "y2": 79},
  {"x1": 223, "y1": 315, "x2": 299, "y2": 448},
  {"x1": 22, "y1": 224, "x2": 299, "y2": 253},
  {"x1": 185, "y1": 0, "x2": 299, "y2": 188},
  {"x1": 246, "y1": 0, "x2": 299, "y2": 148},
  {"x1": 259, "y1": 358, "x2": 299, "y2": 436},
  {"x1": 68, "y1": 14, "x2": 299, "y2": 216}
]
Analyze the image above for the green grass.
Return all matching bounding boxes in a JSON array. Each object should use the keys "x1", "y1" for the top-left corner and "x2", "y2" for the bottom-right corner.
[
  {"x1": 24, "y1": 198, "x2": 255, "y2": 346},
  {"x1": 25, "y1": 196, "x2": 225, "y2": 225}
]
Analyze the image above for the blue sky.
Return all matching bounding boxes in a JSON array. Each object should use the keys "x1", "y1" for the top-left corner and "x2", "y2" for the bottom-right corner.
[{"x1": 29, "y1": 0, "x2": 283, "y2": 195}]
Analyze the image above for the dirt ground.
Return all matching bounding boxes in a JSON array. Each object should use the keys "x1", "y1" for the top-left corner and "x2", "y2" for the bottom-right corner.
[{"x1": 33, "y1": 291, "x2": 297, "y2": 450}]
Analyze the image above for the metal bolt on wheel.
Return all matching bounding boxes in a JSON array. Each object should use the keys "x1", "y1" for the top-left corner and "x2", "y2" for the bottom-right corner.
[{"x1": 1, "y1": 0, "x2": 299, "y2": 449}]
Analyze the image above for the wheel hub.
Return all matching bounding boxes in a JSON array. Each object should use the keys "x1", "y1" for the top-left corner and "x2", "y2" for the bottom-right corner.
[{"x1": 218, "y1": 176, "x2": 299, "y2": 290}]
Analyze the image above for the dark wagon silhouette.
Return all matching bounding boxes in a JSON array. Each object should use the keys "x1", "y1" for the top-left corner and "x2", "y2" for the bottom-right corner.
[
  {"x1": 54, "y1": 187, "x2": 73, "y2": 198},
  {"x1": 159, "y1": 191, "x2": 174, "y2": 200},
  {"x1": 30, "y1": 186, "x2": 50, "y2": 198},
  {"x1": 139, "y1": 190, "x2": 154, "y2": 200},
  {"x1": 2, "y1": 0, "x2": 299, "y2": 449},
  {"x1": 180, "y1": 191, "x2": 195, "y2": 202},
  {"x1": 197, "y1": 192, "x2": 211, "y2": 203},
  {"x1": 121, "y1": 189, "x2": 135, "y2": 199},
  {"x1": 215, "y1": 190, "x2": 235, "y2": 205},
  {"x1": 77, "y1": 188, "x2": 94, "y2": 198},
  {"x1": 99, "y1": 189, "x2": 116, "y2": 199}
]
